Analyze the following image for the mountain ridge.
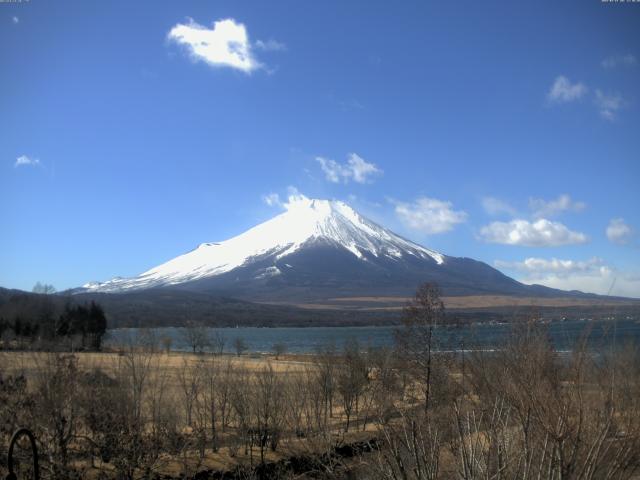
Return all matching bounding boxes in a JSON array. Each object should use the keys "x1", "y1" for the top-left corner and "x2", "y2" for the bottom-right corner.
[
  {"x1": 81, "y1": 197, "x2": 446, "y2": 294},
  {"x1": 77, "y1": 196, "x2": 610, "y2": 302}
]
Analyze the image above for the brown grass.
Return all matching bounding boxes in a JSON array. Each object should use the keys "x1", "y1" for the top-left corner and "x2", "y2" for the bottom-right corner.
[{"x1": 276, "y1": 294, "x2": 640, "y2": 310}]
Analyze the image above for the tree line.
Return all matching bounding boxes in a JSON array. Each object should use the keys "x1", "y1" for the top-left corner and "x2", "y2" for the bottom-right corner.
[{"x1": 0, "y1": 283, "x2": 107, "y2": 350}]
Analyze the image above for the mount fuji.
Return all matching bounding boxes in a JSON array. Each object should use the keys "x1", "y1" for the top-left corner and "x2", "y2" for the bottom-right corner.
[{"x1": 79, "y1": 196, "x2": 580, "y2": 303}]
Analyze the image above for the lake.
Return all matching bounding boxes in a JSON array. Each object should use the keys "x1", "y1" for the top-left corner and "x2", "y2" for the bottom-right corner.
[{"x1": 105, "y1": 318, "x2": 640, "y2": 354}]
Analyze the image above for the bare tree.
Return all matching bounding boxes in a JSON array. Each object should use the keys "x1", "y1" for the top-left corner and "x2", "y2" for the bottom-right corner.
[
  {"x1": 111, "y1": 343, "x2": 159, "y2": 479},
  {"x1": 337, "y1": 339, "x2": 368, "y2": 432},
  {"x1": 233, "y1": 337, "x2": 248, "y2": 356},
  {"x1": 177, "y1": 358, "x2": 203, "y2": 427},
  {"x1": 373, "y1": 408, "x2": 441, "y2": 480},
  {"x1": 369, "y1": 346, "x2": 403, "y2": 423},
  {"x1": 285, "y1": 370, "x2": 309, "y2": 439},
  {"x1": 201, "y1": 357, "x2": 221, "y2": 452},
  {"x1": 299, "y1": 364, "x2": 327, "y2": 436},
  {"x1": 229, "y1": 369, "x2": 253, "y2": 459},
  {"x1": 211, "y1": 329, "x2": 226, "y2": 356},
  {"x1": 33, "y1": 354, "x2": 80, "y2": 479},
  {"x1": 160, "y1": 335, "x2": 172, "y2": 354},
  {"x1": 272, "y1": 342, "x2": 287, "y2": 360},
  {"x1": 314, "y1": 343, "x2": 337, "y2": 425},
  {"x1": 33, "y1": 282, "x2": 57, "y2": 341},
  {"x1": 254, "y1": 363, "x2": 285, "y2": 463},
  {"x1": 396, "y1": 283, "x2": 445, "y2": 415},
  {"x1": 216, "y1": 358, "x2": 235, "y2": 432},
  {"x1": 182, "y1": 321, "x2": 211, "y2": 354},
  {"x1": 32, "y1": 282, "x2": 56, "y2": 294}
]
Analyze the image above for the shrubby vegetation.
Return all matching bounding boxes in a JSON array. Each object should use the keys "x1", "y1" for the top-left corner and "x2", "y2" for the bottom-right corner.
[{"x1": 0, "y1": 284, "x2": 638, "y2": 479}]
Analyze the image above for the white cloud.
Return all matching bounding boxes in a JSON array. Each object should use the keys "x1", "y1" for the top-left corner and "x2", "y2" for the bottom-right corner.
[
  {"x1": 392, "y1": 197, "x2": 467, "y2": 235},
  {"x1": 606, "y1": 218, "x2": 633, "y2": 245},
  {"x1": 167, "y1": 18, "x2": 262, "y2": 73},
  {"x1": 495, "y1": 256, "x2": 640, "y2": 297},
  {"x1": 262, "y1": 193, "x2": 281, "y2": 207},
  {"x1": 495, "y1": 257, "x2": 640, "y2": 297},
  {"x1": 316, "y1": 153, "x2": 382, "y2": 184},
  {"x1": 315, "y1": 157, "x2": 343, "y2": 183},
  {"x1": 255, "y1": 39, "x2": 286, "y2": 51},
  {"x1": 601, "y1": 54, "x2": 637, "y2": 69},
  {"x1": 529, "y1": 194, "x2": 586, "y2": 219},
  {"x1": 261, "y1": 187, "x2": 316, "y2": 211},
  {"x1": 282, "y1": 188, "x2": 313, "y2": 211},
  {"x1": 495, "y1": 257, "x2": 607, "y2": 277},
  {"x1": 594, "y1": 90, "x2": 624, "y2": 120},
  {"x1": 482, "y1": 197, "x2": 517, "y2": 217},
  {"x1": 529, "y1": 273, "x2": 640, "y2": 298},
  {"x1": 547, "y1": 75, "x2": 588, "y2": 103},
  {"x1": 12, "y1": 16, "x2": 19, "y2": 24},
  {"x1": 348, "y1": 154, "x2": 382, "y2": 183},
  {"x1": 479, "y1": 219, "x2": 588, "y2": 247},
  {"x1": 14, "y1": 155, "x2": 40, "y2": 168}
]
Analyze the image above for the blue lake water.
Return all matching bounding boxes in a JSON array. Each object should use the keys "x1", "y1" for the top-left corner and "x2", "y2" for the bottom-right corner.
[{"x1": 106, "y1": 319, "x2": 640, "y2": 354}]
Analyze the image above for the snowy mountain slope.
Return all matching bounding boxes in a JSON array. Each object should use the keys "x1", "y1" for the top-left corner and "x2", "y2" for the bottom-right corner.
[
  {"x1": 82, "y1": 196, "x2": 446, "y2": 294},
  {"x1": 79, "y1": 195, "x2": 583, "y2": 301}
]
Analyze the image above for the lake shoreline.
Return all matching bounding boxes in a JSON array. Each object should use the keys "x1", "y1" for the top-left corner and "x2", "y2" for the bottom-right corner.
[{"x1": 104, "y1": 318, "x2": 640, "y2": 354}]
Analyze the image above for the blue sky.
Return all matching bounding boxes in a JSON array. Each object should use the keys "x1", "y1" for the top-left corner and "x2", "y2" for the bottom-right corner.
[{"x1": 1, "y1": 0, "x2": 639, "y2": 297}]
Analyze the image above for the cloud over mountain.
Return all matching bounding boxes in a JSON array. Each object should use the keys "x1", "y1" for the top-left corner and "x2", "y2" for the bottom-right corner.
[
  {"x1": 495, "y1": 257, "x2": 607, "y2": 276},
  {"x1": 479, "y1": 219, "x2": 588, "y2": 247},
  {"x1": 496, "y1": 256, "x2": 639, "y2": 298},
  {"x1": 392, "y1": 197, "x2": 467, "y2": 235},
  {"x1": 316, "y1": 153, "x2": 382, "y2": 184}
]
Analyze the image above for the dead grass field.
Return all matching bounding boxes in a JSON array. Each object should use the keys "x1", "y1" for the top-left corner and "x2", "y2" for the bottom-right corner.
[
  {"x1": 2, "y1": 335, "x2": 639, "y2": 480},
  {"x1": 261, "y1": 294, "x2": 640, "y2": 311},
  {"x1": 0, "y1": 350, "x2": 378, "y2": 479},
  {"x1": 0, "y1": 350, "x2": 311, "y2": 377}
]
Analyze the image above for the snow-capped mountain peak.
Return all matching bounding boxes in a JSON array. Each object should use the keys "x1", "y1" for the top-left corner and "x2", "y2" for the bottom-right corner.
[{"x1": 82, "y1": 195, "x2": 444, "y2": 293}]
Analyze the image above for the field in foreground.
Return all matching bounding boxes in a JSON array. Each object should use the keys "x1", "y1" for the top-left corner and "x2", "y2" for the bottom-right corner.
[{"x1": 1, "y1": 323, "x2": 640, "y2": 479}]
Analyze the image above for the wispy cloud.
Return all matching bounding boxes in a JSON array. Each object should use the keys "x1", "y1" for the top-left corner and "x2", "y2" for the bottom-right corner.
[
  {"x1": 316, "y1": 153, "x2": 382, "y2": 184},
  {"x1": 546, "y1": 72, "x2": 629, "y2": 121},
  {"x1": 606, "y1": 218, "x2": 633, "y2": 245},
  {"x1": 594, "y1": 90, "x2": 624, "y2": 120},
  {"x1": 601, "y1": 53, "x2": 637, "y2": 69},
  {"x1": 262, "y1": 192, "x2": 282, "y2": 207},
  {"x1": 12, "y1": 16, "x2": 19, "y2": 24},
  {"x1": 255, "y1": 39, "x2": 286, "y2": 52},
  {"x1": 495, "y1": 257, "x2": 607, "y2": 277},
  {"x1": 547, "y1": 75, "x2": 588, "y2": 103},
  {"x1": 14, "y1": 155, "x2": 41, "y2": 168},
  {"x1": 391, "y1": 197, "x2": 467, "y2": 235},
  {"x1": 281, "y1": 187, "x2": 311, "y2": 210},
  {"x1": 482, "y1": 193, "x2": 587, "y2": 223},
  {"x1": 529, "y1": 194, "x2": 586, "y2": 219},
  {"x1": 168, "y1": 18, "x2": 276, "y2": 73},
  {"x1": 482, "y1": 197, "x2": 517, "y2": 217},
  {"x1": 495, "y1": 256, "x2": 639, "y2": 297},
  {"x1": 479, "y1": 219, "x2": 588, "y2": 247},
  {"x1": 262, "y1": 187, "x2": 309, "y2": 210}
]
